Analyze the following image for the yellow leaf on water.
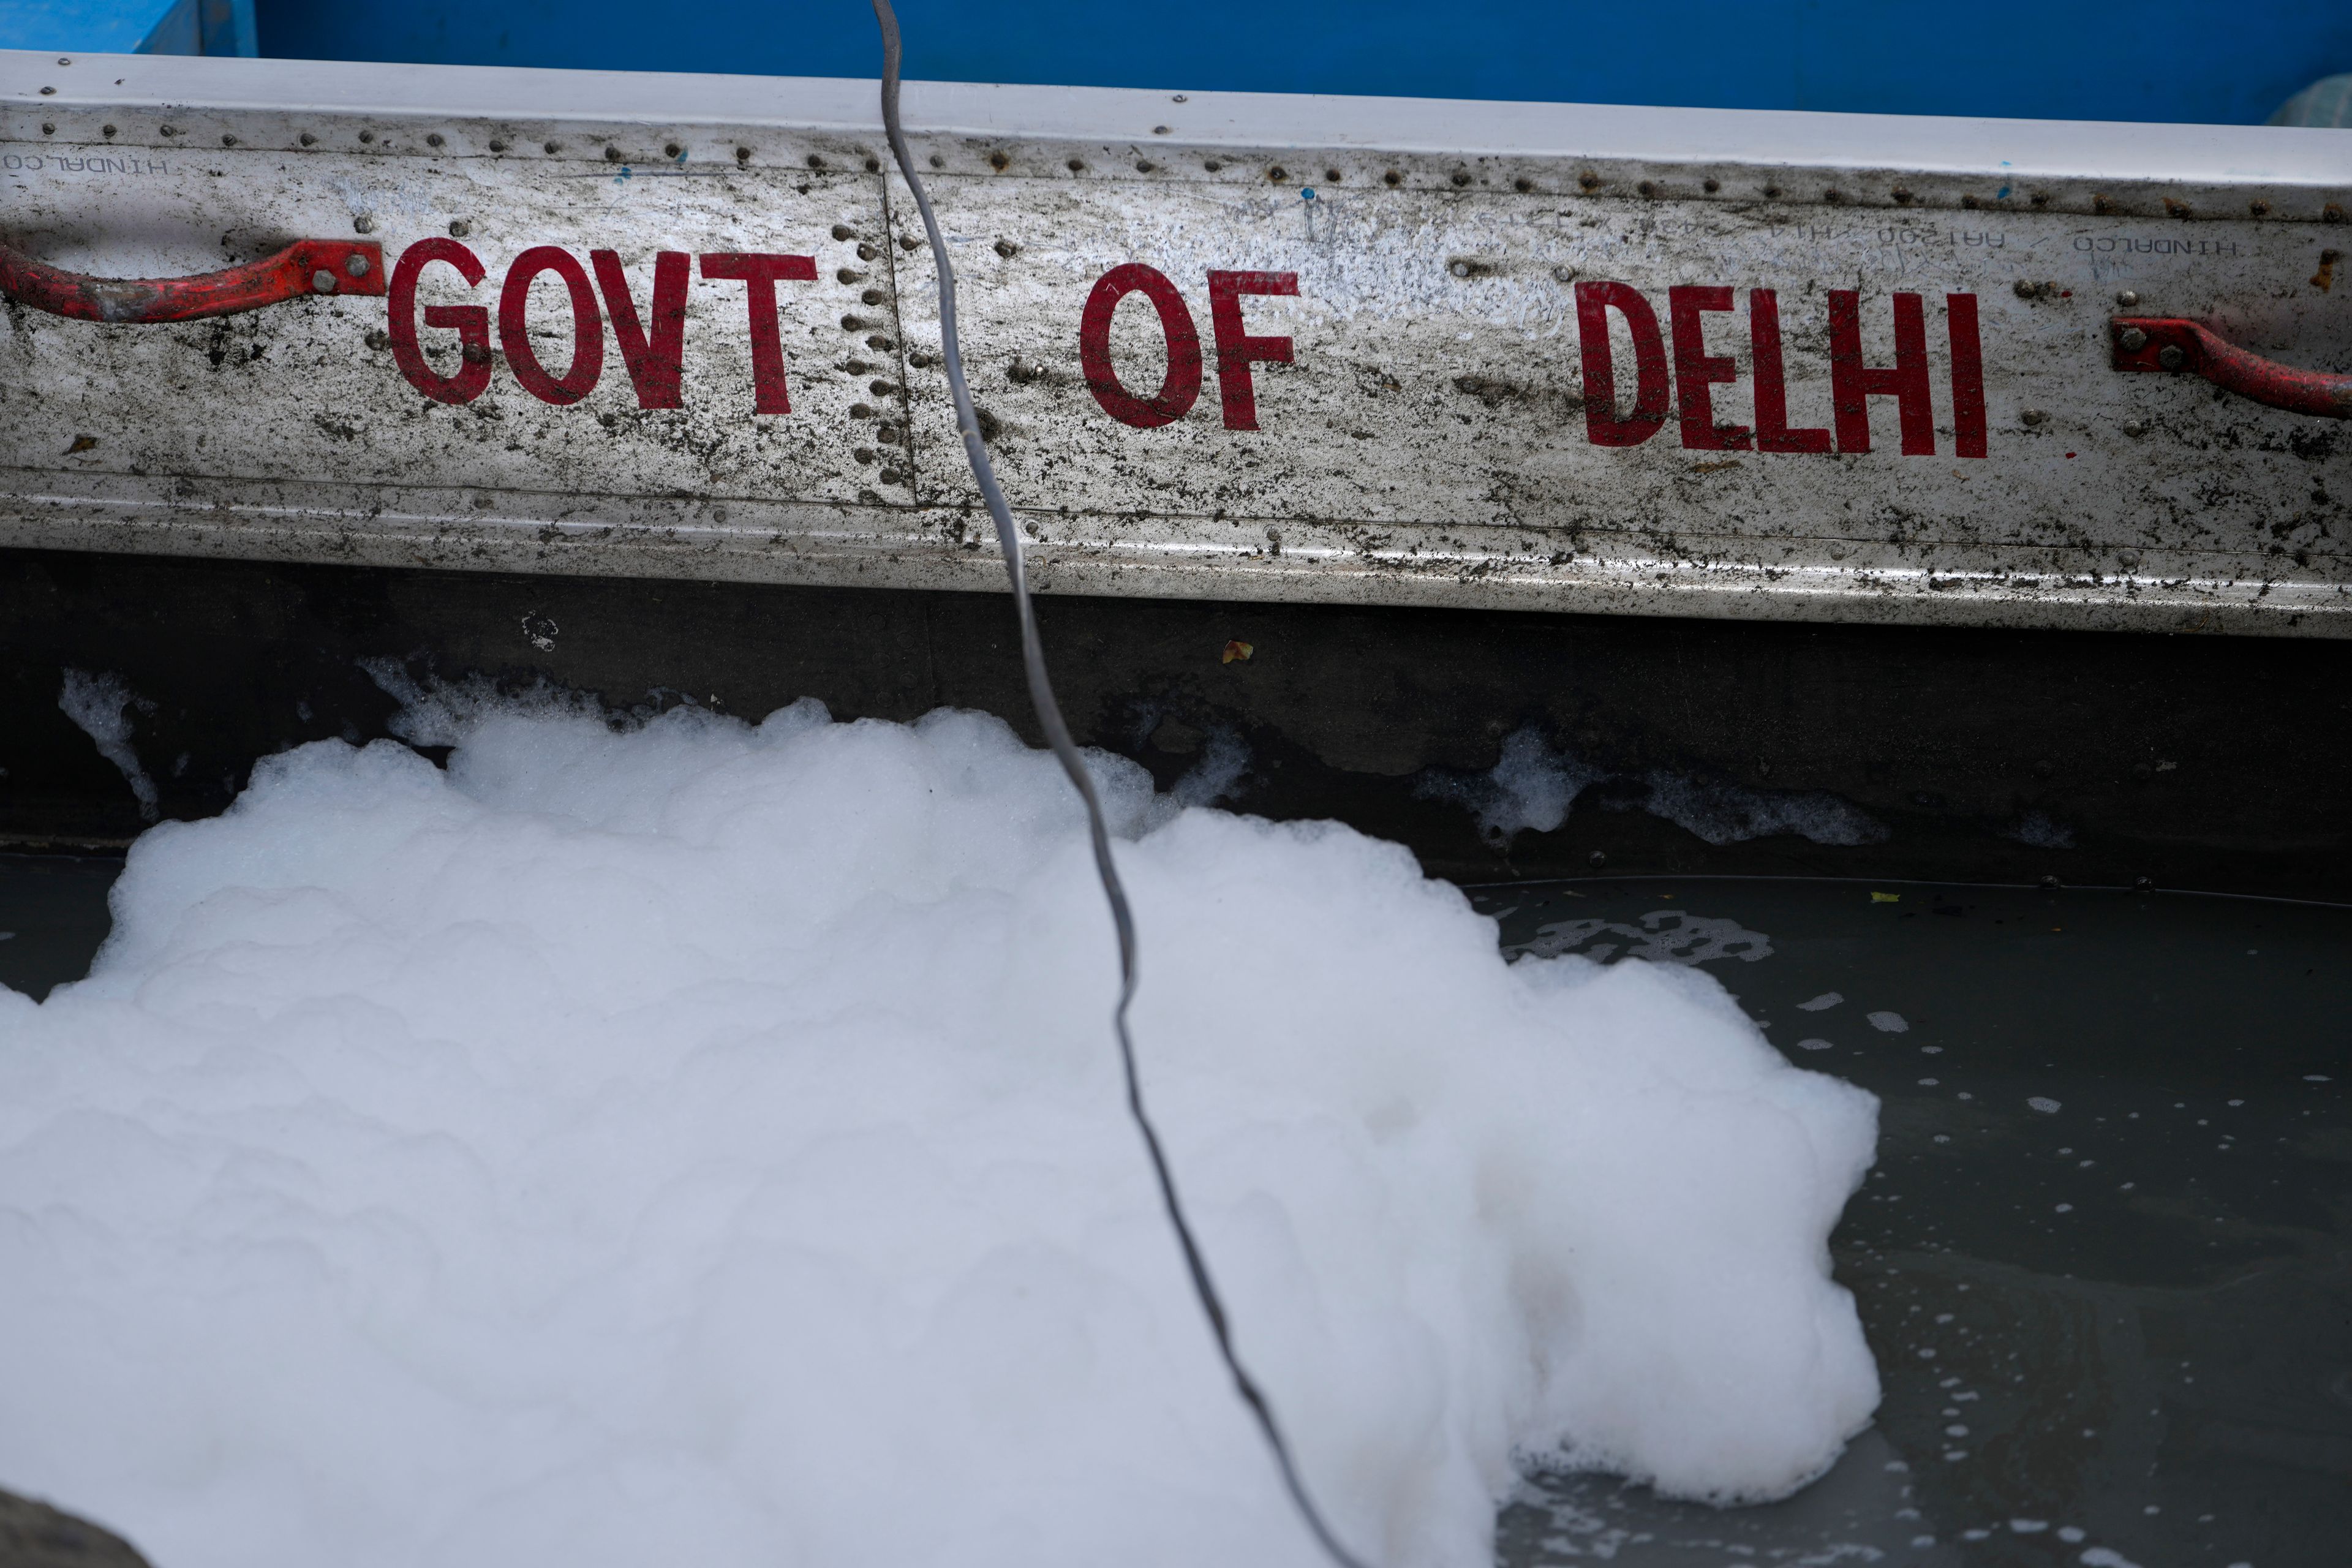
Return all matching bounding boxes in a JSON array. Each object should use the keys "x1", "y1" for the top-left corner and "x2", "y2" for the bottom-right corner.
[
  {"x1": 1221, "y1": 639, "x2": 1254, "y2": 664},
  {"x1": 1870, "y1": 892, "x2": 1901, "y2": 903}
]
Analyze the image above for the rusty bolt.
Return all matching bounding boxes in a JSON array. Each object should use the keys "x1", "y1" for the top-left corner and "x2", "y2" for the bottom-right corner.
[
  {"x1": 929, "y1": 153, "x2": 944, "y2": 168},
  {"x1": 1450, "y1": 170, "x2": 1472, "y2": 187},
  {"x1": 735, "y1": 146, "x2": 750, "y2": 161},
  {"x1": 1702, "y1": 177, "x2": 1720, "y2": 193},
  {"x1": 2092, "y1": 194, "x2": 2113, "y2": 214},
  {"x1": 840, "y1": 314, "x2": 870, "y2": 331},
  {"x1": 870, "y1": 380, "x2": 898, "y2": 396},
  {"x1": 449, "y1": 219, "x2": 470, "y2": 238},
  {"x1": 1268, "y1": 165, "x2": 1288, "y2": 182},
  {"x1": 488, "y1": 138, "x2": 507, "y2": 152},
  {"x1": 1203, "y1": 158, "x2": 1224, "y2": 172},
  {"x1": 2116, "y1": 290, "x2": 2138, "y2": 306},
  {"x1": 543, "y1": 140, "x2": 560, "y2": 154},
  {"x1": 2117, "y1": 548, "x2": 2141, "y2": 568},
  {"x1": 426, "y1": 133, "x2": 445, "y2": 148},
  {"x1": 1823, "y1": 187, "x2": 1843, "y2": 202},
  {"x1": 866, "y1": 334, "x2": 894, "y2": 350},
  {"x1": 994, "y1": 239, "x2": 1019, "y2": 258},
  {"x1": 2029, "y1": 190, "x2": 2051, "y2": 206},
  {"x1": 298, "y1": 131, "x2": 315, "y2": 146},
  {"x1": 1762, "y1": 184, "x2": 1782, "y2": 198},
  {"x1": 1892, "y1": 186, "x2": 1913, "y2": 203},
  {"x1": 665, "y1": 142, "x2": 682, "y2": 157},
  {"x1": 345, "y1": 253, "x2": 370, "y2": 277},
  {"x1": 1152, "y1": 125, "x2": 1170, "y2": 135},
  {"x1": 865, "y1": 156, "x2": 880, "y2": 172},
  {"x1": 854, "y1": 447, "x2": 877, "y2": 464},
  {"x1": 1136, "y1": 159, "x2": 1155, "y2": 172},
  {"x1": 2157, "y1": 344, "x2": 2185, "y2": 370},
  {"x1": 40, "y1": 123, "x2": 53, "y2": 135},
  {"x1": 606, "y1": 145, "x2": 625, "y2": 162},
  {"x1": 221, "y1": 132, "x2": 238, "y2": 146},
  {"x1": 899, "y1": 235, "x2": 922, "y2": 251},
  {"x1": 365, "y1": 329, "x2": 390, "y2": 350},
  {"x1": 2123, "y1": 419, "x2": 2149, "y2": 437},
  {"x1": 856, "y1": 242, "x2": 876, "y2": 260},
  {"x1": 1588, "y1": 850, "x2": 1607, "y2": 869},
  {"x1": 837, "y1": 268, "x2": 866, "y2": 284},
  {"x1": 850, "y1": 403, "x2": 875, "y2": 419},
  {"x1": 2323, "y1": 203, "x2": 2346, "y2": 224},
  {"x1": 1637, "y1": 180, "x2": 1658, "y2": 197},
  {"x1": 39, "y1": 85, "x2": 54, "y2": 95},
  {"x1": 1383, "y1": 169, "x2": 1401, "y2": 186},
  {"x1": 2119, "y1": 326, "x2": 2148, "y2": 352},
  {"x1": 101, "y1": 124, "x2": 115, "y2": 137},
  {"x1": 1067, "y1": 157, "x2": 1085, "y2": 173},
  {"x1": 805, "y1": 153, "x2": 824, "y2": 170},
  {"x1": 1513, "y1": 176, "x2": 1533, "y2": 193},
  {"x1": 2248, "y1": 198, "x2": 2272, "y2": 216},
  {"x1": 1325, "y1": 168, "x2": 1343, "y2": 183},
  {"x1": 353, "y1": 215, "x2": 374, "y2": 234},
  {"x1": 989, "y1": 151, "x2": 1009, "y2": 170},
  {"x1": 2021, "y1": 409, "x2": 2049, "y2": 426},
  {"x1": 832, "y1": 224, "x2": 858, "y2": 240},
  {"x1": 358, "y1": 130, "x2": 374, "y2": 143},
  {"x1": 861, "y1": 287, "x2": 888, "y2": 306},
  {"x1": 310, "y1": 270, "x2": 336, "y2": 294},
  {"x1": 2013, "y1": 279, "x2": 2036, "y2": 299}
]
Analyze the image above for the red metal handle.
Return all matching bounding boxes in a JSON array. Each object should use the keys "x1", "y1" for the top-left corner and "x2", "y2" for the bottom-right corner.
[
  {"x1": 0, "y1": 237, "x2": 386, "y2": 323},
  {"x1": 2111, "y1": 316, "x2": 2351, "y2": 420}
]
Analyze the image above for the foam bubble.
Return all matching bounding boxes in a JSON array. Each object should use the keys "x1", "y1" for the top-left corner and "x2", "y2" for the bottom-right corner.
[
  {"x1": 1638, "y1": 772, "x2": 1888, "y2": 848},
  {"x1": 0, "y1": 695, "x2": 1880, "y2": 1568},
  {"x1": 58, "y1": 670, "x2": 159, "y2": 823},
  {"x1": 1414, "y1": 727, "x2": 1594, "y2": 842}
]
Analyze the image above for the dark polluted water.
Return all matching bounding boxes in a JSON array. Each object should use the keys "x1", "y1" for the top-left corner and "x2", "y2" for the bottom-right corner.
[
  {"x1": 2, "y1": 856, "x2": 2346, "y2": 1565},
  {"x1": 1472, "y1": 878, "x2": 2350, "y2": 1568}
]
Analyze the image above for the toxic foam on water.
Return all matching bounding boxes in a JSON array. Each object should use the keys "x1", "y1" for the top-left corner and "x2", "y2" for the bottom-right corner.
[{"x1": 0, "y1": 693, "x2": 1881, "y2": 1568}]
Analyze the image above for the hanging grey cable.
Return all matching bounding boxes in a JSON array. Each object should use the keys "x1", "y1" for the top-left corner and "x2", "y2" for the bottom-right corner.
[{"x1": 866, "y1": 7, "x2": 1372, "y2": 1566}]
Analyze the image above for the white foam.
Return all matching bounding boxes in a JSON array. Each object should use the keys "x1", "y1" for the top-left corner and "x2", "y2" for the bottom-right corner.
[
  {"x1": 1797, "y1": 992, "x2": 1844, "y2": 1012},
  {"x1": 57, "y1": 670, "x2": 160, "y2": 823},
  {"x1": 0, "y1": 695, "x2": 1880, "y2": 1568},
  {"x1": 1414, "y1": 726, "x2": 1594, "y2": 843},
  {"x1": 1639, "y1": 772, "x2": 1888, "y2": 848},
  {"x1": 2007, "y1": 812, "x2": 2077, "y2": 851},
  {"x1": 1866, "y1": 1011, "x2": 1909, "y2": 1033},
  {"x1": 1416, "y1": 727, "x2": 1885, "y2": 850}
]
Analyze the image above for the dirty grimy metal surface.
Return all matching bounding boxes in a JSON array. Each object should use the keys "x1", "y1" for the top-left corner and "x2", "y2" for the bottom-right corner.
[{"x1": 2, "y1": 51, "x2": 2348, "y2": 636}]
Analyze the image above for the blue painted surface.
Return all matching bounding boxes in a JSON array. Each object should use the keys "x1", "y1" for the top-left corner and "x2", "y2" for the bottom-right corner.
[
  {"x1": 1, "y1": 0, "x2": 256, "y2": 55},
  {"x1": 244, "y1": 0, "x2": 2351, "y2": 126},
  {"x1": 0, "y1": 0, "x2": 179, "y2": 55}
]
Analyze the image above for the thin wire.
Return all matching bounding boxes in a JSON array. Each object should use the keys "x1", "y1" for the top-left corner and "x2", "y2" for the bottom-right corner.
[{"x1": 866, "y1": 8, "x2": 1373, "y2": 1566}]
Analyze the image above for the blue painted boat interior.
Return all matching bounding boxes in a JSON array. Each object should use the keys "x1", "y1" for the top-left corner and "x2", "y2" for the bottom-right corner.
[{"x1": 2, "y1": 0, "x2": 2346, "y2": 125}]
